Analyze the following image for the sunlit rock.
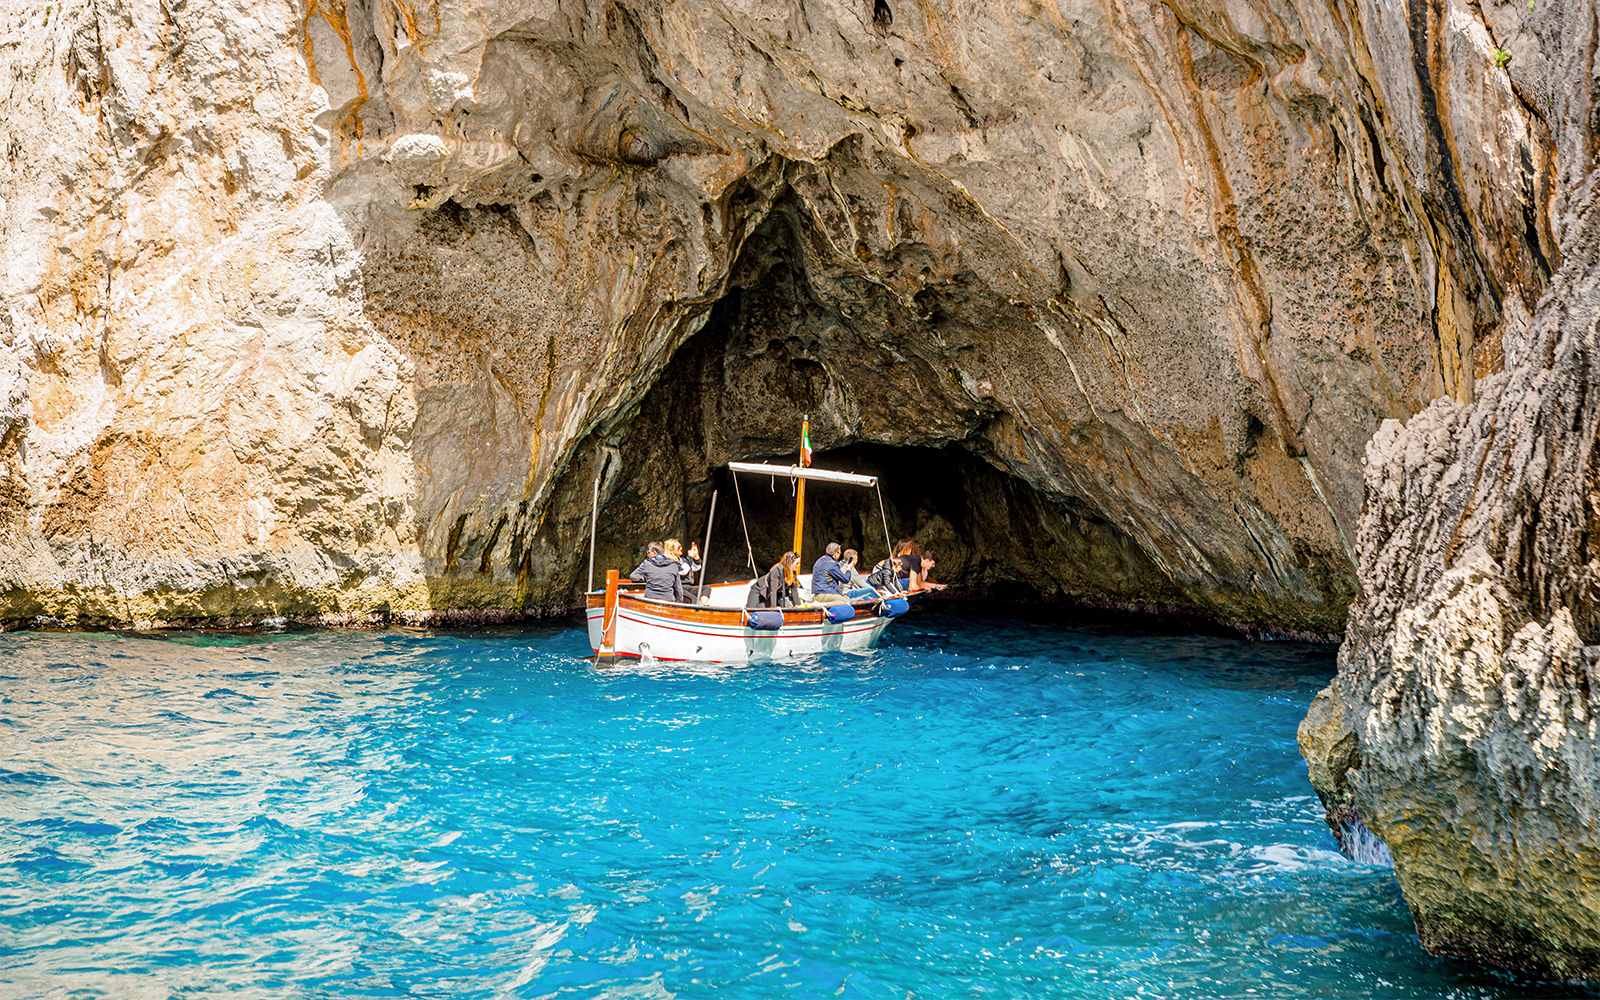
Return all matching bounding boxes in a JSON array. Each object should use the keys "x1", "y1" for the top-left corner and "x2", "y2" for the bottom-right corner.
[
  {"x1": 0, "y1": 0, "x2": 1556, "y2": 634},
  {"x1": 1302, "y1": 188, "x2": 1600, "y2": 975}
]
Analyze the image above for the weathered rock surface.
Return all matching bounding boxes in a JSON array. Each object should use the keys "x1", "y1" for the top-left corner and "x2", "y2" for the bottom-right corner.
[
  {"x1": 1299, "y1": 3, "x2": 1600, "y2": 967},
  {"x1": 0, "y1": 0, "x2": 1555, "y2": 631}
]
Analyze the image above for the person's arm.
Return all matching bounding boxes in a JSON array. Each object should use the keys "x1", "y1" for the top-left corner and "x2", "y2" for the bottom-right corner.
[
  {"x1": 629, "y1": 561, "x2": 647, "y2": 583},
  {"x1": 829, "y1": 562, "x2": 852, "y2": 586}
]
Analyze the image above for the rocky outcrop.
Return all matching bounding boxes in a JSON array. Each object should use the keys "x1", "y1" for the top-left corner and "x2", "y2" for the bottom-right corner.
[
  {"x1": 1300, "y1": 0, "x2": 1600, "y2": 969},
  {"x1": 0, "y1": 0, "x2": 1555, "y2": 630}
]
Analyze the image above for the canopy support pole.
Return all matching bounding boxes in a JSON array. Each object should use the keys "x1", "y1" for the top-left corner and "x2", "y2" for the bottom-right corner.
[
  {"x1": 792, "y1": 478, "x2": 806, "y2": 562},
  {"x1": 696, "y1": 490, "x2": 718, "y2": 604},
  {"x1": 792, "y1": 415, "x2": 809, "y2": 562}
]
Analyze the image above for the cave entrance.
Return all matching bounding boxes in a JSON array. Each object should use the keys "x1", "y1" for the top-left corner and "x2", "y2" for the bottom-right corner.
[
  {"x1": 580, "y1": 180, "x2": 1179, "y2": 613},
  {"x1": 591, "y1": 413, "x2": 1174, "y2": 610},
  {"x1": 692, "y1": 442, "x2": 1168, "y2": 607},
  {"x1": 700, "y1": 443, "x2": 1023, "y2": 594}
]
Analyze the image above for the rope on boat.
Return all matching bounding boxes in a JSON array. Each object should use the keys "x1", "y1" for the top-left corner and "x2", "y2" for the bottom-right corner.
[
  {"x1": 875, "y1": 482, "x2": 894, "y2": 564},
  {"x1": 731, "y1": 469, "x2": 759, "y2": 575}
]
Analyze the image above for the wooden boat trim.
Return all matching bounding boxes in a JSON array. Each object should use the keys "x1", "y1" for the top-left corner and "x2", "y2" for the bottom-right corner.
[{"x1": 586, "y1": 587, "x2": 890, "y2": 629}]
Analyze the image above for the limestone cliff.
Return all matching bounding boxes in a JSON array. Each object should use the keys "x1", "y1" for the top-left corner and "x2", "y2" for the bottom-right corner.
[
  {"x1": 1298, "y1": 0, "x2": 1600, "y2": 972},
  {"x1": 0, "y1": 0, "x2": 1553, "y2": 631}
]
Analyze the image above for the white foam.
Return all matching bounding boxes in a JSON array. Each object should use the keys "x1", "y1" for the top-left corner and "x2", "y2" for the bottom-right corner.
[{"x1": 1344, "y1": 817, "x2": 1395, "y2": 867}]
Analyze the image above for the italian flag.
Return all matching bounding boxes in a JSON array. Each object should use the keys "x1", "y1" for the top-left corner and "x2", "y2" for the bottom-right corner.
[{"x1": 800, "y1": 417, "x2": 812, "y2": 467}]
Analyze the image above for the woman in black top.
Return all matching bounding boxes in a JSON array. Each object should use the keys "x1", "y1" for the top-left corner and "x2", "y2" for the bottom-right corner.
[
  {"x1": 894, "y1": 539, "x2": 923, "y2": 587},
  {"x1": 747, "y1": 551, "x2": 802, "y2": 608},
  {"x1": 893, "y1": 540, "x2": 947, "y2": 593}
]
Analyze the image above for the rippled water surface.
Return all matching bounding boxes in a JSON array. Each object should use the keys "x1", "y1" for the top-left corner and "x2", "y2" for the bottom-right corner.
[{"x1": 0, "y1": 615, "x2": 1578, "y2": 998}]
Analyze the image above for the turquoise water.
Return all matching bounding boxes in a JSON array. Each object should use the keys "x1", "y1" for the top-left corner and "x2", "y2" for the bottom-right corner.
[{"x1": 0, "y1": 616, "x2": 1579, "y2": 998}]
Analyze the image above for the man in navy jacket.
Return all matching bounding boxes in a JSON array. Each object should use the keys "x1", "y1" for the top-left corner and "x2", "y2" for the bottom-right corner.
[{"x1": 810, "y1": 542, "x2": 853, "y2": 602}]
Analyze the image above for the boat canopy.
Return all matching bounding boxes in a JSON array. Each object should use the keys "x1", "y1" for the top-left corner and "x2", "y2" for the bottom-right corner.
[{"x1": 727, "y1": 462, "x2": 878, "y2": 487}]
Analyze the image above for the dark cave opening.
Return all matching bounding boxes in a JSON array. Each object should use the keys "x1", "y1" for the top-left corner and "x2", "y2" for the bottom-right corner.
[
  {"x1": 690, "y1": 442, "x2": 1053, "y2": 595},
  {"x1": 577, "y1": 188, "x2": 1181, "y2": 613}
]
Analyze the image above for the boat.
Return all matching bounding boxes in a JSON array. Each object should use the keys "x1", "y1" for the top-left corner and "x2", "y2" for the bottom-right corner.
[{"x1": 584, "y1": 419, "x2": 910, "y2": 663}]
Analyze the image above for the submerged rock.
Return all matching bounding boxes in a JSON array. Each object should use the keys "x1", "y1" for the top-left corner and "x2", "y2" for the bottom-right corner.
[{"x1": 0, "y1": 0, "x2": 1557, "y2": 633}]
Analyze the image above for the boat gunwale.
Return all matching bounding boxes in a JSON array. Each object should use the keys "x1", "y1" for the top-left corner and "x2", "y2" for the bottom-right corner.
[{"x1": 585, "y1": 587, "x2": 899, "y2": 628}]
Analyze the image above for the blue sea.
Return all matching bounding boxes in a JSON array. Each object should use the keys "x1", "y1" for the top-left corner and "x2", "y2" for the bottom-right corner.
[{"x1": 0, "y1": 614, "x2": 1580, "y2": 998}]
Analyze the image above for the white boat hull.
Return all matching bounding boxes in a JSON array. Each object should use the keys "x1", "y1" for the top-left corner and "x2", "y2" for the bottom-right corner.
[{"x1": 585, "y1": 581, "x2": 901, "y2": 663}]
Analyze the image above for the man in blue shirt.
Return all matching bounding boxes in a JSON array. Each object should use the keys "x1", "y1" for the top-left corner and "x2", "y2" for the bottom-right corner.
[{"x1": 810, "y1": 542, "x2": 854, "y2": 605}]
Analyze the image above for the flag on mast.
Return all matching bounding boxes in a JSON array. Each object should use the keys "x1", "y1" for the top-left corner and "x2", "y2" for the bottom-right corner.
[{"x1": 800, "y1": 416, "x2": 812, "y2": 467}]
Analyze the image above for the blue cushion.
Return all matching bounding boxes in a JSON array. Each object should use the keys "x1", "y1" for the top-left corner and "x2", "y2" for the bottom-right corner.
[
  {"x1": 877, "y1": 598, "x2": 910, "y2": 618},
  {"x1": 746, "y1": 610, "x2": 785, "y2": 631},
  {"x1": 824, "y1": 604, "x2": 855, "y2": 624}
]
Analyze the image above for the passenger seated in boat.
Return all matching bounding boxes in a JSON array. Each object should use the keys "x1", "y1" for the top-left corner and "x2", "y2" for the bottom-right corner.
[
  {"x1": 665, "y1": 538, "x2": 700, "y2": 596},
  {"x1": 630, "y1": 541, "x2": 685, "y2": 603},
  {"x1": 841, "y1": 549, "x2": 866, "y2": 588},
  {"x1": 866, "y1": 554, "x2": 904, "y2": 595},
  {"x1": 844, "y1": 548, "x2": 883, "y2": 600},
  {"x1": 809, "y1": 543, "x2": 853, "y2": 606},
  {"x1": 746, "y1": 551, "x2": 801, "y2": 608}
]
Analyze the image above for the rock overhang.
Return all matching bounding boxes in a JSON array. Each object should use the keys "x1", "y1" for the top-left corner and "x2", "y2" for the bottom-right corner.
[{"x1": 0, "y1": 0, "x2": 1547, "y2": 638}]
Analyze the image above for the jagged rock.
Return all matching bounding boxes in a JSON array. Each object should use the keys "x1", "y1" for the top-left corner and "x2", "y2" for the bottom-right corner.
[
  {"x1": 0, "y1": 0, "x2": 1557, "y2": 631},
  {"x1": 1301, "y1": 163, "x2": 1600, "y2": 974}
]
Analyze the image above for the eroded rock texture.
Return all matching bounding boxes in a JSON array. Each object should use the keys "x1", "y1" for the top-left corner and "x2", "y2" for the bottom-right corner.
[
  {"x1": 1300, "y1": 2, "x2": 1600, "y2": 971},
  {"x1": 0, "y1": 0, "x2": 1554, "y2": 630}
]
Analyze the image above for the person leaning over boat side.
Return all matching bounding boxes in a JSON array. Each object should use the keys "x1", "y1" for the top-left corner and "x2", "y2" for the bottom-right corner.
[
  {"x1": 630, "y1": 541, "x2": 685, "y2": 603},
  {"x1": 746, "y1": 551, "x2": 801, "y2": 608},
  {"x1": 909, "y1": 550, "x2": 947, "y2": 593},
  {"x1": 665, "y1": 538, "x2": 700, "y2": 598},
  {"x1": 809, "y1": 542, "x2": 853, "y2": 606},
  {"x1": 894, "y1": 539, "x2": 947, "y2": 593}
]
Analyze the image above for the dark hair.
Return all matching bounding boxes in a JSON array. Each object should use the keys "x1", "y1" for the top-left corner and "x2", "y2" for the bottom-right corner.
[
  {"x1": 921, "y1": 550, "x2": 937, "y2": 563},
  {"x1": 647, "y1": 541, "x2": 664, "y2": 556},
  {"x1": 894, "y1": 538, "x2": 914, "y2": 556}
]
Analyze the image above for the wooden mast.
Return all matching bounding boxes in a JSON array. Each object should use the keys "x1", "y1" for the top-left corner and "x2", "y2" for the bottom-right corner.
[{"x1": 792, "y1": 415, "x2": 809, "y2": 561}]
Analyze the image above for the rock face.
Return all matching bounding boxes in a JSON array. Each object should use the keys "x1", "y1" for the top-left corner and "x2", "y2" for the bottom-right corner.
[
  {"x1": 0, "y1": 0, "x2": 1556, "y2": 630},
  {"x1": 1300, "y1": 3, "x2": 1600, "y2": 972}
]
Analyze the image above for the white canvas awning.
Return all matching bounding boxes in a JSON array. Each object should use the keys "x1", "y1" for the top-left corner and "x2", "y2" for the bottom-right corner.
[{"x1": 727, "y1": 462, "x2": 878, "y2": 487}]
